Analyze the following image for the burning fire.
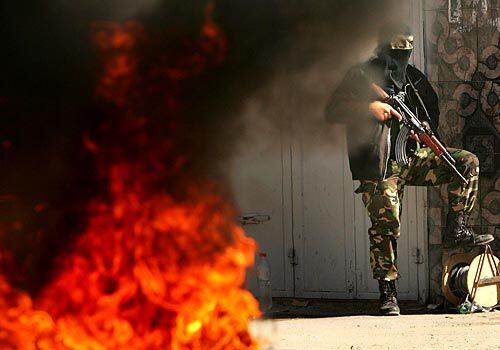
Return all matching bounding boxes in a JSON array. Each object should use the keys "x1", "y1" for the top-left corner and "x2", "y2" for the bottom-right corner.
[{"x1": 0, "y1": 2, "x2": 260, "y2": 349}]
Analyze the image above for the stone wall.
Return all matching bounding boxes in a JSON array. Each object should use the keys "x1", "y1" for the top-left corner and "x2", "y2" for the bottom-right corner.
[{"x1": 423, "y1": 0, "x2": 499, "y2": 302}]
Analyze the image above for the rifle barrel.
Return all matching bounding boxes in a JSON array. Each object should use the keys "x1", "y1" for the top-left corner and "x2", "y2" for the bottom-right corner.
[{"x1": 440, "y1": 155, "x2": 469, "y2": 185}]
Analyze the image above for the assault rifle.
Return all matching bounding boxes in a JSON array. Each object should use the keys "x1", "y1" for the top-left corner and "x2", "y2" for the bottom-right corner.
[{"x1": 370, "y1": 83, "x2": 468, "y2": 184}]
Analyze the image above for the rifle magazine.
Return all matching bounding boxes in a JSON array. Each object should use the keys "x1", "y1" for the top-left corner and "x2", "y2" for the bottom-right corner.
[{"x1": 395, "y1": 125, "x2": 411, "y2": 166}]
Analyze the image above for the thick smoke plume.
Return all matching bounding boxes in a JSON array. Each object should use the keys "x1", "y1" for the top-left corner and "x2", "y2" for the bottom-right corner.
[
  {"x1": 0, "y1": 0, "x2": 410, "y2": 294},
  {"x1": 0, "y1": 0, "x2": 413, "y2": 347}
]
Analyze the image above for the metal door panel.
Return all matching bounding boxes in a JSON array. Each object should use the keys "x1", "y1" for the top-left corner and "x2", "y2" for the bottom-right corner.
[
  {"x1": 293, "y1": 124, "x2": 356, "y2": 298},
  {"x1": 229, "y1": 104, "x2": 294, "y2": 297}
]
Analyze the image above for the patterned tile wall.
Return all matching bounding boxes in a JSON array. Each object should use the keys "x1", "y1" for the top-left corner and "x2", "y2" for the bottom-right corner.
[{"x1": 423, "y1": 0, "x2": 499, "y2": 302}]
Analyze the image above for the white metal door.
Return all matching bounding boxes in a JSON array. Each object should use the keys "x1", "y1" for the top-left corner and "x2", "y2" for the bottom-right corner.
[
  {"x1": 291, "y1": 126, "x2": 427, "y2": 300},
  {"x1": 229, "y1": 99, "x2": 294, "y2": 298},
  {"x1": 292, "y1": 0, "x2": 428, "y2": 301},
  {"x1": 231, "y1": 0, "x2": 428, "y2": 302},
  {"x1": 292, "y1": 124, "x2": 356, "y2": 298}
]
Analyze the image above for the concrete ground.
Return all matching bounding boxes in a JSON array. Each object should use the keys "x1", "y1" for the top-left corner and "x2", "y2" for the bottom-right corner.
[{"x1": 250, "y1": 299, "x2": 500, "y2": 350}]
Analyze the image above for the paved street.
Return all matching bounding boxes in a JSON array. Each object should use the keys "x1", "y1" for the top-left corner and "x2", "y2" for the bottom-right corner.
[{"x1": 250, "y1": 299, "x2": 500, "y2": 350}]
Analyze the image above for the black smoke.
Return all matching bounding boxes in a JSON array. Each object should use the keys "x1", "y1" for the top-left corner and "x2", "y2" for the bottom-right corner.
[{"x1": 0, "y1": 0, "x2": 405, "y2": 292}]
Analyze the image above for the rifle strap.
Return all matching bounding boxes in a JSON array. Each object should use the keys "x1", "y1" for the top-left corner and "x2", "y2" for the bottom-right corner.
[{"x1": 406, "y1": 74, "x2": 432, "y2": 127}]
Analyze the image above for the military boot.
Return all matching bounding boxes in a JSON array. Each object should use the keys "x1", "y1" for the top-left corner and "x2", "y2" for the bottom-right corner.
[
  {"x1": 378, "y1": 279, "x2": 400, "y2": 316},
  {"x1": 443, "y1": 212, "x2": 494, "y2": 249}
]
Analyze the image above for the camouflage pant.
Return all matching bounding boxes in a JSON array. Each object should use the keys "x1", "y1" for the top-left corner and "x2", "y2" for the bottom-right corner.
[{"x1": 355, "y1": 147, "x2": 479, "y2": 281}]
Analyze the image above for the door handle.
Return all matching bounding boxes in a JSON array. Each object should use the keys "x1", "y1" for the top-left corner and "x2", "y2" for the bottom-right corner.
[{"x1": 239, "y1": 213, "x2": 271, "y2": 225}]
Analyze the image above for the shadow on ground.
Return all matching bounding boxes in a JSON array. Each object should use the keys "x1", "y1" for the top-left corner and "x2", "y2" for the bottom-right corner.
[{"x1": 270, "y1": 298, "x2": 446, "y2": 318}]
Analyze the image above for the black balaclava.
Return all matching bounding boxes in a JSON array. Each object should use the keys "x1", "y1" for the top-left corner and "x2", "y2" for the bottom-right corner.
[{"x1": 376, "y1": 22, "x2": 414, "y2": 90}]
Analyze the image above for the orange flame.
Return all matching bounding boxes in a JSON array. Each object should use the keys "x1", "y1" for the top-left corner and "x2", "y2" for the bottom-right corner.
[{"x1": 0, "y1": 1, "x2": 260, "y2": 349}]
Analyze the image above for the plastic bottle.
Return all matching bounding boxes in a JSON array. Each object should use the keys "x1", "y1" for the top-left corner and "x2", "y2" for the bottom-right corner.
[{"x1": 256, "y1": 252, "x2": 273, "y2": 315}]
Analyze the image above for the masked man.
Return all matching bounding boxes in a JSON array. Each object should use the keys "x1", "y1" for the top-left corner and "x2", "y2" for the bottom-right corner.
[{"x1": 325, "y1": 22, "x2": 494, "y2": 316}]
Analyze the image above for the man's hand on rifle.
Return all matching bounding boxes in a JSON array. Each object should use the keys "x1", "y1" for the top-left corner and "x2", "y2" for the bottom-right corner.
[
  {"x1": 368, "y1": 101, "x2": 402, "y2": 122},
  {"x1": 368, "y1": 98, "x2": 421, "y2": 143}
]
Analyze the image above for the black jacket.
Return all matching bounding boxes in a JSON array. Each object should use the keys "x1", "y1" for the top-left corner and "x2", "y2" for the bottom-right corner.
[{"x1": 325, "y1": 57, "x2": 440, "y2": 180}]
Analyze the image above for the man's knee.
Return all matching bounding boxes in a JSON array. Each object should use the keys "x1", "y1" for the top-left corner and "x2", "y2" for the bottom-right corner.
[{"x1": 455, "y1": 150, "x2": 479, "y2": 175}]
